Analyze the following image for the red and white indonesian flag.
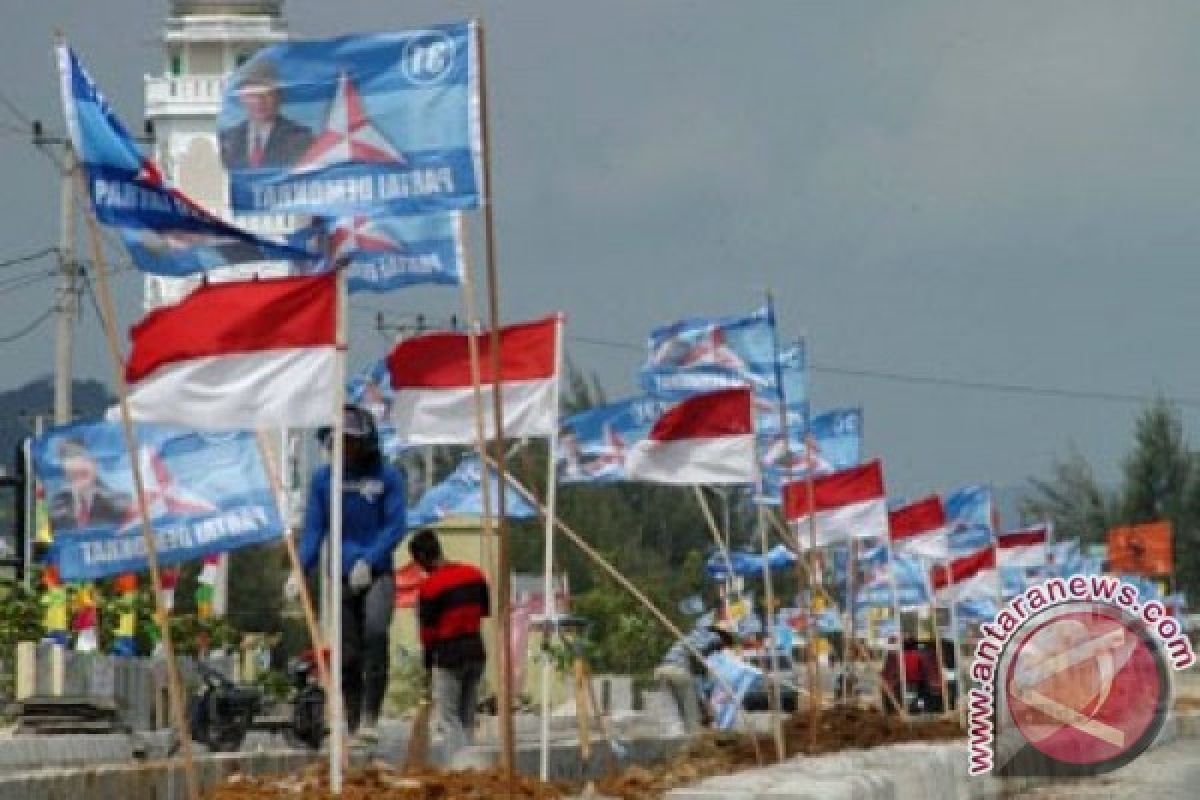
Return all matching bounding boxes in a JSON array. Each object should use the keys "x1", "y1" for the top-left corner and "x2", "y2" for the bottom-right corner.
[
  {"x1": 997, "y1": 524, "x2": 1050, "y2": 569},
  {"x1": 623, "y1": 388, "x2": 756, "y2": 485},
  {"x1": 930, "y1": 547, "x2": 998, "y2": 605},
  {"x1": 124, "y1": 274, "x2": 336, "y2": 430},
  {"x1": 889, "y1": 494, "x2": 949, "y2": 560},
  {"x1": 782, "y1": 460, "x2": 888, "y2": 550},
  {"x1": 387, "y1": 316, "x2": 560, "y2": 444}
]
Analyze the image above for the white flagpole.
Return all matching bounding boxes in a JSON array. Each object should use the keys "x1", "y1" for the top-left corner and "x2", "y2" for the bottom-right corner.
[
  {"x1": 943, "y1": 563, "x2": 966, "y2": 729},
  {"x1": 539, "y1": 314, "x2": 565, "y2": 780},
  {"x1": 329, "y1": 267, "x2": 348, "y2": 794},
  {"x1": 756, "y1": 501, "x2": 787, "y2": 761},
  {"x1": 886, "y1": 539, "x2": 908, "y2": 717},
  {"x1": 923, "y1": 562, "x2": 953, "y2": 719}
]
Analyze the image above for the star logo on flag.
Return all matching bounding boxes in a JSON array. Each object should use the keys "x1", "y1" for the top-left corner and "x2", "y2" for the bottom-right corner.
[
  {"x1": 120, "y1": 446, "x2": 217, "y2": 528},
  {"x1": 292, "y1": 71, "x2": 406, "y2": 175},
  {"x1": 654, "y1": 327, "x2": 749, "y2": 374},
  {"x1": 588, "y1": 424, "x2": 626, "y2": 475},
  {"x1": 330, "y1": 216, "x2": 405, "y2": 263},
  {"x1": 135, "y1": 158, "x2": 165, "y2": 187}
]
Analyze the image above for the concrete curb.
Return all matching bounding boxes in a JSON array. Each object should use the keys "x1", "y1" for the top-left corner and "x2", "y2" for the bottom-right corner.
[
  {"x1": 0, "y1": 749, "x2": 317, "y2": 800},
  {"x1": 664, "y1": 711, "x2": 1200, "y2": 800}
]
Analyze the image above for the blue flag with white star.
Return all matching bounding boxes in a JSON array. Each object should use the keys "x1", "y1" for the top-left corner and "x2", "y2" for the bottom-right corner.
[
  {"x1": 219, "y1": 23, "x2": 482, "y2": 216},
  {"x1": 57, "y1": 45, "x2": 316, "y2": 275},
  {"x1": 291, "y1": 213, "x2": 463, "y2": 291},
  {"x1": 32, "y1": 421, "x2": 283, "y2": 581}
]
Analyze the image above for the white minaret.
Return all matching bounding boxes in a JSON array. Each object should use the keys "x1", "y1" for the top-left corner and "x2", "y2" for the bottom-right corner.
[{"x1": 142, "y1": 0, "x2": 292, "y2": 310}]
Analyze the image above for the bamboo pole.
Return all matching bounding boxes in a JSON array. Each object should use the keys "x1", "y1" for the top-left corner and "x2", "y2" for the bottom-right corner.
[
  {"x1": 254, "y1": 431, "x2": 331, "y2": 694},
  {"x1": 76, "y1": 181, "x2": 199, "y2": 800},
  {"x1": 474, "y1": 19, "x2": 516, "y2": 780},
  {"x1": 538, "y1": 316, "x2": 565, "y2": 780},
  {"x1": 693, "y1": 486, "x2": 736, "y2": 613},
  {"x1": 455, "y1": 211, "x2": 502, "y2": 711},
  {"x1": 486, "y1": 454, "x2": 765, "y2": 763},
  {"x1": 764, "y1": 294, "x2": 821, "y2": 743}
]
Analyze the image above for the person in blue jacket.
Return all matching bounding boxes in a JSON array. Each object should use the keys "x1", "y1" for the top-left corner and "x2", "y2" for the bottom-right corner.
[{"x1": 288, "y1": 404, "x2": 407, "y2": 743}]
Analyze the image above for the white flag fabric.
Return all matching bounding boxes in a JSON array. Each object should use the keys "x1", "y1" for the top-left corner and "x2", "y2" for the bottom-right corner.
[
  {"x1": 123, "y1": 274, "x2": 337, "y2": 430},
  {"x1": 889, "y1": 494, "x2": 949, "y2": 560},
  {"x1": 783, "y1": 460, "x2": 888, "y2": 550},
  {"x1": 997, "y1": 524, "x2": 1050, "y2": 569},
  {"x1": 386, "y1": 316, "x2": 560, "y2": 444},
  {"x1": 930, "y1": 547, "x2": 999, "y2": 605},
  {"x1": 623, "y1": 388, "x2": 756, "y2": 485}
]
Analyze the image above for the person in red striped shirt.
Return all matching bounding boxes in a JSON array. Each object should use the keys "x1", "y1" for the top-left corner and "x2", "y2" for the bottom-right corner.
[{"x1": 409, "y1": 528, "x2": 490, "y2": 758}]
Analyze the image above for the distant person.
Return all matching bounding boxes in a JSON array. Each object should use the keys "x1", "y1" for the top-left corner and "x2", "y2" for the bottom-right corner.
[
  {"x1": 409, "y1": 528, "x2": 490, "y2": 759},
  {"x1": 882, "y1": 636, "x2": 945, "y2": 713},
  {"x1": 48, "y1": 438, "x2": 132, "y2": 533},
  {"x1": 655, "y1": 623, "x2": 735, "y2": 733},
  {"x1": 220, "y1": 58, "x2": 312, "y2": 170},
  {"x1": 290, "y1": 404, "x2": 408, "y2": 745}
]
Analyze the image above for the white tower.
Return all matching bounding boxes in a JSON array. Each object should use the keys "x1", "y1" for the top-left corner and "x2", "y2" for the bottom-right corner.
[{"x1": 142, "y1": 0, "x2": 292, "y2": 310}]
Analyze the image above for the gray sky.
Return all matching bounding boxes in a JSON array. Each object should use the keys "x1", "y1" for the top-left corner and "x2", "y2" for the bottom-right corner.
[{"x1": 2, "y1": 1, "x2": 1199, "y2": 503}]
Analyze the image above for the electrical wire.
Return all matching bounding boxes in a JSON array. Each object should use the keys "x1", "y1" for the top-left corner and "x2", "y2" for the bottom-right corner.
[
  {"x1": 0, "y1": 246, "x2": 56, "y2": 270},
  {"x1": 0, "y1": 306, "x2": 54, "y2": 343},
  {"x1": 0, "y1": 270, "x2": 56, "y2": 298},
  {"x1": 0, "y1": 88, "x2": 33, "y2": 126},
  {"x1": 565, "y1": 330, "x2": 1200, "y2": 410}
]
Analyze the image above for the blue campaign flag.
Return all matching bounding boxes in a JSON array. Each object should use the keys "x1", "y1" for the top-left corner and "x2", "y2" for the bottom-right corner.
[
  {"x1": 639, "y1": 308, "x2": 778, "y2": 397},
  {"x1": 346, "y1": 359, "x2": 410, "y2": 459},
  {"x1": 706, "y1": 651, "x2": 762, "y2": 730},
  {"x1": 556, "y1": 395, "x2": 671, "y2": 483},
  {"x1": 854, "y1": 550, "x2": 930, "y2": 609},
  {"x1": 943, "y1": 485, "x2": 995, "y2": 555},
  {"x1": 759, "y1": 409, "x2": 863, "y2": 495},
  {"x1": 32, "y1": 422, "x2": 283, "y2": 581},
  {"x1": 705, "y1": 545, "x2": 797, "y2": 580},
  {"x1": 291, "y1": 212, "x2": 464, "y2": 292},
  {"x1": 757, "y1": 340, "x2": 809, "y2": 435},
  {"x1": 219, "y1": 23, "x2": 481, "y2": 216},
  {"x1": 408, "y1": 455, "x2": 536, "y2": 528},
  {"x1": 57, "y1": 46, "x2": 316, "y2": 275}
]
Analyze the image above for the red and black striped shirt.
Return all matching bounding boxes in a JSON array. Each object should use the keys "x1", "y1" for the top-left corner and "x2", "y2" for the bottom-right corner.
[{"x1": 417, "y1": 561, "x2": 490, "y2": 669}]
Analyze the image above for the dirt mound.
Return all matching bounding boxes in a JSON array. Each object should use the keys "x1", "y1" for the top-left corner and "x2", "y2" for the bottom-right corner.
[
  {"x1": 595, "y1": 707, "x2": 962, "y2": 800},
  {"x1": 213, "y1": 709, "x2": 962, "y2": 799},
  {"x1": 213, "y1": 763, "x2": 566, "y2": 800}
]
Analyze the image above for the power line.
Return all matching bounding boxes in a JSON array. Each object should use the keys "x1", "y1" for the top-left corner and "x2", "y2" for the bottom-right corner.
[
  {"x1": 0, "y1": 246, "x2": 56, "y2": 270},
  {"x1": 0, "y1": 89, "x2": 32, "y2": 126},
  {"x1": 0, "y1": 306, "x2": 54, "y2": 343},
  {"x1": 0, "y1": 270, "x2": 56, "y2": 297},
  {"x1": 565, "y1": 331, "x2": 1200, "y2": 410}
]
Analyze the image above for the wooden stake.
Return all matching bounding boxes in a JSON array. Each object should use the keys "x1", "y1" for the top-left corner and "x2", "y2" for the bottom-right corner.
[
  {"x1": 76, "y1": 181, "x2": 199, "y2": 800},
  {"x1": 474, "y1": 19, "x2": 517, "y2": 782},
  {"x1": 693, "y1": 486, "x2": 735, "y2": 616},
  {"x1": 254, "y1": 431, "x2": 331, "y2": 695},
  {"x1": 764, "y1": 292, "x2": 821, "y2": 744},
  {"x1": 484, "y1": 453, "x2": 764, "y2": 764}
]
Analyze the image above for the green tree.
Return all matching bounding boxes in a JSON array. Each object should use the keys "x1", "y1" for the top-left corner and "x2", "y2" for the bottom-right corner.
[
  {"x1": 1025, "y1": 398, "x2": 1199, "y2": 600},
  {"x1": 1022, "y1": 445, "x2": 1118, "y2": 546}
]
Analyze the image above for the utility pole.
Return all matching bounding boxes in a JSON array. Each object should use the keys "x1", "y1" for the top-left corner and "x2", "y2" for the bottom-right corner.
[
  {"x1": 54, "y1": 146, "x2": 78, "y2": 426},
  {"x1": 33, "y1": 122, "x2": 80, "y2": 427}
]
